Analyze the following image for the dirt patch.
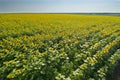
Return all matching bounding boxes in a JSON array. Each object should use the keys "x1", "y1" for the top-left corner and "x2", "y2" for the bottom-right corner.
[{"x1": 108, "y1": 62, "x2": 120, "y2": 80}]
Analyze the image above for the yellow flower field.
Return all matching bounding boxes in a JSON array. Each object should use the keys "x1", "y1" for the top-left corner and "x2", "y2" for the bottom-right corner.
[{"x1": 0, "y1": 14, "x2": 120, "y2": 80}]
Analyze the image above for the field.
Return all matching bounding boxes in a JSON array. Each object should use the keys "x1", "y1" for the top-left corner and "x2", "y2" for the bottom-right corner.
[{"x1": 0, "y1": 14, "x2": 120, "y2": 80}]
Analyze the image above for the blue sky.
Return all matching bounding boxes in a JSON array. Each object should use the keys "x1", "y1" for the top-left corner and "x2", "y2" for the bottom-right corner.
[{"x1": 0, "y1": 0, "x2": 120, "y2": 13}]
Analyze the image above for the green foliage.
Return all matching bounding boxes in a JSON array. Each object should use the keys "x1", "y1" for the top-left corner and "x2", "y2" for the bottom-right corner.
[{"x1": 0, "y1": 14, "x2": 120, "y2": 80}]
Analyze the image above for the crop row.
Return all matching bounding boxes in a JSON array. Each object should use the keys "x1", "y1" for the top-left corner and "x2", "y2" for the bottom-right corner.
[{"x1": 0, "y1": 14, "x2": 120, "y2": 80}]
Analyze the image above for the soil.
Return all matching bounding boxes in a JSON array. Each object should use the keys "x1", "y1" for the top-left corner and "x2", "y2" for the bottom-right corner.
[{"x1": 108, "y1": 62, "x2": 120, "y2": 80}]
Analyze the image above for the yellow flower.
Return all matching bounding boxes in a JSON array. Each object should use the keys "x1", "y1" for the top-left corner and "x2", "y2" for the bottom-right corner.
[
  {"x1": 102, "y1": 46, "x2": 110, "y2": 54},
  {"x1": 78, "y1": 72, "x2": 83, "y2": 77},
  {"x1": 22, "y1": 59, "x2": 27, "y2": 64},
  {"x1": 80, "y1": 54, "x2": 86, "y2": 58},
  {"x1": 31, "y1": 54, "x2": 35, "y2": 58},
  {"x1": 9, "y1": 60, "x2": 15, "y2": 64},
  {"x1": 20, "y1": 54, "x2": 25, "y2": 58},
  {"x1": 7, "y1": 74, "x2": 15, "y2": 79},
  {"x1": 95, "y1": 53, "x2": 102, "y2": 58},
  {"x1": 0, "y1": 53, "x2": 3, "y2": 57},
  {"x1": 60, "y1": 48, "x2": 64, "y2": 53},
  {"x1": 54, "y1": 50, "x2": 59, "y2": 54},
  {"x1": 61, "y1": 52, "x2": 66, "y2": 56},
  {"x1": 49, "y1": 47, "x2": 53, "y2": 51},
  {"x1": 3, "y1": 62, "x2": 9, "y2": 67},
  {"x1": 110, "y1": 41, "x2": 117, "y2": 46},
  {"x1": 23, "y1": 45, "x2": 27, "y2": 50},
  {"x1": 110, "y1": 60, "x2": 116, "y2": 64},
  {"x1": 4, "y1": 49, "x2": 9, "y2": 54},
  {"x1": 73, "y1": 70, "x2": 83, "y2": 77},
  {"x1": 23, "y1": 65, "x2": 27, "y2": 69},
  {"x1": 93, "y1": 43, "x2": 100, "y2": 48},
  {"x1": 80, "y1": 63, "x2": 87, "y2": 70},
  {"x1": 39, "y1": 53, "x2": 46, "y2": 57},
  {"x1": 30, "y1": 42, "x2": 34, "y2": 46},
  {"x1": 86, "y1": 57, "x2": 98, "y2": 66},
  {"x1": 86, "y1": 52, "x2": 91, "y2": 56},
  {"x1": 15, "y1": 69, "x2": 21, "y2": 75},
  {"x1": 0, "y1": 67, "x2": 2, "y2": 72}
]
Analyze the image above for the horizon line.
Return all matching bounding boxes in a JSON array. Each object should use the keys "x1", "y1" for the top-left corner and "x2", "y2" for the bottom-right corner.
[{"x1": 0, "y1": 12, "x2": 120, "y2": 14}]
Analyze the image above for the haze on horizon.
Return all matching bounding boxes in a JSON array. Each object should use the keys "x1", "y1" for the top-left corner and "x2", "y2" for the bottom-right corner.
[{"x1": 0, "y1": 0, "x2": 120, "y2": 13}]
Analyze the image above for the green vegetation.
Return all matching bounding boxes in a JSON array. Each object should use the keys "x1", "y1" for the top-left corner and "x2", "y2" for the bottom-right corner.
[{"x1": 0, "y1": 14, "x2": 120, "y2": 80}]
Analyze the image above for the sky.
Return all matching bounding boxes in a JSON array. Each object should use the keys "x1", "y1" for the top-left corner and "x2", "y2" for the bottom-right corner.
[{"x1": 0, "y1": 0, "x2": 120, "y2": 13}]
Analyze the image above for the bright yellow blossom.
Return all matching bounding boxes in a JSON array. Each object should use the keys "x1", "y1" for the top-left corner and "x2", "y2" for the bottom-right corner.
[
  {"x1": 3, "y1": 62, "x2": 9, "y2": 67},
  {"x1": 22, "y1": 59, "x2": 27, "y2": 64},
  {"x1": 7, "y1": 74, "x2": 15, "y2": 79},
  {"x1": 15, "y1": 69, "x2": 21, "y2": 75},
  {"x1": 9, "y1": 60, "x2": 15, "y2": 64},
  {"x1": 0, "y1": 53, "x2": 3, "y2": 57},
  {"x1": 110, "y1": 60, "x2": 116, "y2": 64},
  {"x1": 20, "y1": 54, "x2": 25, "y2": 58},
  {"x1": 80, "y1": 63, "x2": 88, "y2": 70}
]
